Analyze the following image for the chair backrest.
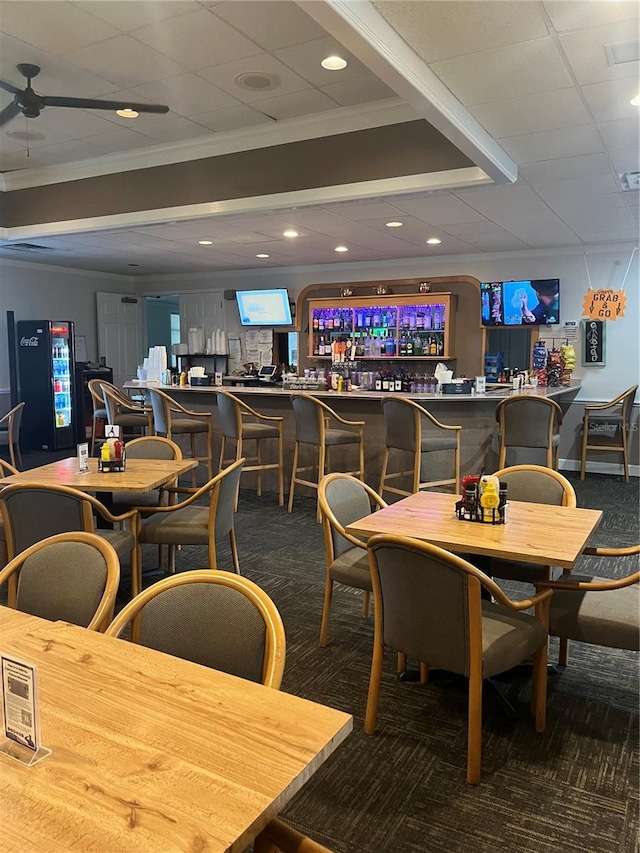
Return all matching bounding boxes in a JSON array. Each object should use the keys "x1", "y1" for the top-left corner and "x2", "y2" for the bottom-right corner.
[
  {"x1": 0, "y1": 402, "x2": 25, "y2": 440},
  {"x1": 149, "y1": 389, "x2": 172, "y2": 435},
  {"x1": 100, "y1": 382, "x2": 121, "y2": 423},
  {"x1": 291, "y1": 394, "x2": 324, "y2": 445},
  {"x1": 125, "y1": 436, "x2": 182, "y2": 460},
  {"x1": 0, "y1": 459, "x2": 19, "y2": 478},
  {"x1": 620, "y1": 385, "x2": 638, "y2": 430},
  {"x1": 216, "y1": 391, "x2": 243, "y2": 440},
  {"x1": 0, "y1": 532, "x2": 120, "y2": 630},
  {"x1": 368, "y1": 535, "x2": 483, "y2": 678},
  {"x1": 496, "y1": 396, "x2": 563, "y2": 449},
  {"x1": 319, "y1": 473, "x2": 383, "y2": 559},
  {"x1": 105, "y1": 570, "x2": 286, "y2": 688},
  {"x1": 87, "y1": 378, "x2": 107, "y2": 414},
  {"x1": 492, "y1": 464, "x2": 576, "y2": 507},
  {"x1": 381, "y1": 397, "x2": 420, "y2": 451},
  {"x1": 0, "y1": 485, "x2": 93, "y2": 558},
  {"x1": 210, "y1": 458, "x2": 244, "y2": 538}
]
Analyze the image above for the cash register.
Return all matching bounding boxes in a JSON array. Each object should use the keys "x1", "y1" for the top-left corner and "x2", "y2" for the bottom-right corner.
[{"x1": 258, "y1": 365, "x2": 279, "y2": 383}]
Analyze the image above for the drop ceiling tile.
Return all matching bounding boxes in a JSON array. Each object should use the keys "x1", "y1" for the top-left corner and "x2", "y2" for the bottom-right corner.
[
  {"x1": 198, "y1": 53, "x2": 311, "y2": 103},
  {"x1": 582, "y1": 77, "x2": 640, "y2": 123},
  {"x1": 519, "y1": 152, "x2": 614, "y2": 184},
  {"x1": 36, "y1": 108, "x2": 123, "y2": 138},
  {"x1": 332, "y1": 202, "x2": 406, "y2": 221},
  {"x1": 543, "y1": 1, "x2": 639, "y2": 33},
  {"x1": 64, "y1": 36, "x2": 186, "y2": 87},
  {"x1": 372, "y1": 0, "x2": 549, "y2": 64},
  {"x1": 132, "y1": 8, "x2": 261, "y2": 72},
  {"x1": 74, "y1": 1, "x2": 200, "y2": 31},
  {"x1": 559, "y1": 21, "x2": 639, "y2": 86},
  {"x1": 129, "y1": 74, "x2": 240, "y2": 116},
  {"x1": 125, "y1": 113, "x2": 214, "y2": 143},
  {"x1": 440, "y1": 220, "x2": 509, "y2": 237},
  {"x1": 532, "y1": 174, "x2": 621, "y2": 205},
  {"x1": 463, "y1": 234, "x2": 532, "y2": 251},
  {"x1": 1, "y1": 1, "x2": 121, "y2": 56},
  {"x1": 320, "y1": 75, "x2": 396, "y2": 107},
  {"x1": 471, "y1": 88, "x2": 591, "y2": 137},
  {"x1": 274, "y1": 37, "x2": 371, "y2": 87},
  {"x1": 609, "y1": 147, "x2": 640, "y2": 173},
  {"x1": 4, "y1": 138, "x2": 104, "y2": 167},
  {"x1": 256, "y1": 88, "x2": 337, "y2": 120},
  {"x1": 81, "y1": 127, "x2": 155, "y2": 154},
  {"x1": 193, "y1": 104, "x2": 274, "y2": 132},
  {"x1": 212, "y1": 1, "x2": 325, "y2": 51},
  {"x1": 497, "y1": 125, "x2": 604, "y2": 163},
  {"x1": 393, "y1": 195, "x2": 486, "y2": 225},
  {"x1": 597, "y1": 118, "x2": 640, "y2": 152},
  {"x1": 431, "y1": 38, "x2": 573, "y2": 107},
  {"x1": 1, "y1": 124, "x2": 71, "y2": 152}
]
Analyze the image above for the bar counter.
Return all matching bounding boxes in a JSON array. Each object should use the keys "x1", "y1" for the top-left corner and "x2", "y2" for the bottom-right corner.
[{"x1": 124, "y1": 381, "x2": 580, "y2": 495}]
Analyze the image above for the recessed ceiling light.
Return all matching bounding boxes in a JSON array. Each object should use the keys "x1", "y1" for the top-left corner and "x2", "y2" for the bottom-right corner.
[
  {"x1": 256, "y1": 253, "x2": 270, "y2": 259},
  {"x1": 631, "y1": 94, "x2": 640, "y2": 106},
  {"x1": 335, "y1": 245, "x2": 349, "y2": 253},
  {"x1": 198, "y1": 240, "x2": 213, "y2": 245},
  {"x1": 116, "y1": 108, "x2": 138, "y2": 119},
  {"x1": 321, "y1": 55, "x2": 348, "y2": 71},
  {"x1": 283, "y1": 229, "x2": 299, "y2": 238},
  {"x1": 385, "y1": 221, "x2": 403, "y2": 228},
  {"x1": 426, "y1": 237, "x2": 442, "y2": 245}
]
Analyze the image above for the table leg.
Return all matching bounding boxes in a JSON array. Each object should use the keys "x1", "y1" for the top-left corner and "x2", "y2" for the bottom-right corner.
[{"x1": 95, "y1": 492, "x2": 114, "y2": 529}]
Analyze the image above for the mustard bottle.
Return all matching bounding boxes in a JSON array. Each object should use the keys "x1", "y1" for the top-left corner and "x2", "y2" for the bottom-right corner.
[
  {"x1": 480, "y1": 479, "x2": 500, "y2": 523},
  {"x1": 100, "y1": 442, "x2": 110, "y2": 463},
  {"x1": 180, "y1": 371, "x2": 188, "y2": 387}
]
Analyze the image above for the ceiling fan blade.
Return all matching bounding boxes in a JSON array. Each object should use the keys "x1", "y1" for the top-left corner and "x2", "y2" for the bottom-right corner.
[
  {"x1": 0, "y1": 79, "x2": 21, "y2": 96},
  {"x1": 0, "y1": 101, "x2": 21, "y2": 128},
  {"x1": 43, "y1": 96, "x2": 169, "y2": 113}
]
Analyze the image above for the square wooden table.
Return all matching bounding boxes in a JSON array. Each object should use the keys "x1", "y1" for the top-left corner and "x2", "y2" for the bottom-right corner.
[
  {"x1": 0, "y1": 606, "x2": 51, "y2": 644},
  {"x1": 346, "y1": 491, "x2": 603, "y2": 569},
  {"x1": 0, "y1": 620, "x2": 352, "y2": 852}
]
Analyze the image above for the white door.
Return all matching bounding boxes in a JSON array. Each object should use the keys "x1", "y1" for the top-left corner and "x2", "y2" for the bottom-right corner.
[
  {"x1": 179, "y1": 292, "x2": 225, "y2": 345},
  {"x1": 96, "y1": 292, "x2": 143, "y2": 388}
]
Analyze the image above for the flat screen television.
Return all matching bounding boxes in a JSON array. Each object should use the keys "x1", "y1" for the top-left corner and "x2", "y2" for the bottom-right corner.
[
  {"x1": 481, "y1": 279, "x2": 560, "y2": 327},
  {"x1": 236, "y1": 289, "x2": 293, "y2": 326}
]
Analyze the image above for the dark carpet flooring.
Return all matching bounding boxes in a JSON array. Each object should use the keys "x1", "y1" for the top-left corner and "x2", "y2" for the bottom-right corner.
[{"x1": 3, "y1": 451, "x2": 639, "y2": 853}]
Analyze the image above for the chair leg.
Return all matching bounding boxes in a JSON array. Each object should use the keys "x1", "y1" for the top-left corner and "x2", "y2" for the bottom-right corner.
[
  {"x1": 358, "y1": 430, "x2": 365, "y2": 482},
  {"x1": 90, "y1": 418, "x2": 98, "y2": 456},
  {"x1": 420, "y1": 662, "x2": 429, "y2": 685},
  {"x1": 316, "y1": 444, "x2": 325, "y2": 523},
  {"x1": 412, "y1": 449, "x2": 420, "y2": 494},
  {"x1": 229, "y1": 529, "x2": 241, "y2": 575},
  {"x1": 580, "y1": 424, "x2": 588, "y2": 480},
  {"x1": 362, "y1": 590, "x2": 370, "y2": 618},
  {"x1": 190, "y1": 432, "x2": 197, "y2": 487},
  {"x1": 206, "y1": 424, "x2": 213, "y2": 481},
  {"x1": 256, "y1": 439, "x2": 263, "y2": 497},
  {"x1": 454, "y1": 438, "x2": 461, "y2": 492},
  {"x1": 397, "y1": 652, "x2": 407, "y2": 675},
  {"x1": 319, "y1": 576, "x2": 333, "y2": 647},
  {"x1": 287, "y1": 442, "x2": 299, "y2": 513},
  {"x1": 622, "y1": 431, "x2": 630, "y2": 484},
  {"x1": 498, "y1": 444, "x2": 506, "y2": 470},
  {"x1": 531, "y1": 644, "x2": 548, "y2": 733},
  {"x1": 364, "y1": 633, "x2": 384, "y2": 735},
  {"x1": 168, "y1": 544, "x2": 176, "y2": 574},
  {"x1": 467, "y1": 668, "x2": 483, "y2": 784},
  {"x1": 558, "y1": 637, "x2": 569, "y2": 667},
  {"x1": 379, "y1": 446, "x2": 389, "y2": 496},
  {"x1": 132, "y1": 545, "x2": 142, "y2": 598},
  {"x1": 277, "y1": 427, "x2": 284, "y2": 507}
]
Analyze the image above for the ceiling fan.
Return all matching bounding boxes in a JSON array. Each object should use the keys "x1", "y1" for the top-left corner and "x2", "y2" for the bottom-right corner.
[{"x1": 0, "y1": 63, "x2": 169, "y2": 128}]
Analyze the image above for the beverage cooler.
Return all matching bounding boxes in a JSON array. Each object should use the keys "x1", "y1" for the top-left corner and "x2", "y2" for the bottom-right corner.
[{"x1": 17, "y1": 320, "x2": 76, "y2": 452}]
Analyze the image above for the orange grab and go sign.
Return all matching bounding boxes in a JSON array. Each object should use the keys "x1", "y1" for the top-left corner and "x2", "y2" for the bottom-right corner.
[{"x1": 581, "y1": 289, "x2": 627, "y2": 321}]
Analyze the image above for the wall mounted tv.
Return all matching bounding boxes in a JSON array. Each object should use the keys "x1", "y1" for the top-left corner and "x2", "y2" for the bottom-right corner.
[
  {"x1": 481, "y1": 279, "x2": 560, "y2": 327},
  {"x1": 236, "y1": 289, "x2": 293, "y2": 326}
]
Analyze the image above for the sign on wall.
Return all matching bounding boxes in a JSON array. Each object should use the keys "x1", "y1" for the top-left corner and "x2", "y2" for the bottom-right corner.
[
  {"x1": 581, "y1": 289, "x2": 627, "y2": 321},
  {"x1": 581, "y1": 319, "x2": 605, "y2": 367}
]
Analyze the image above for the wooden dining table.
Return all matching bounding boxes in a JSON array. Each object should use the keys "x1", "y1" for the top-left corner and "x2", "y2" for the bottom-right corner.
[
  {"x1": 346, "y1": 491, "x2": 603, "y2": 570},
  {"x1": 0, "y1": 618, "x2": 352, "y2": 852}
]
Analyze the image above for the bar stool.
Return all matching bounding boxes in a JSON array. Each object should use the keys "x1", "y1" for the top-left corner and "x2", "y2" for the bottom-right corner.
[
  {"x1": 495, "y1": 395, "x2": 563, "y2": 470},
  {"x1": 217, "y1": 390, "x2": 284, "y2": 506},
  {"x1": 100, "y1": 381, "x2": 153, "y2": 441},
  {"x1": 149, "y1": 388, "x2": 213, "y2": 486},
  {"x1": 288, "y1": 393, "x2": 364, "y2": 520},
  {"x1": 379, "y1": 397, "x2": 461, "y2": 498},
  {"x1": 580, "y1": 385, "x2": 637, "y2": 483}
]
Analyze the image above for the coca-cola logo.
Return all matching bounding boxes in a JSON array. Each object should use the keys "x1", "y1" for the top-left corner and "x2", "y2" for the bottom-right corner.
[{"x1": 20, "y1": 336, "x2": 39, "y2": 347}]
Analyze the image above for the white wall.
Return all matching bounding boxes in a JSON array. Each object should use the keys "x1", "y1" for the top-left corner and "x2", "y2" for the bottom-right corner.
[
  {"x1": 0, "y1": 258, "x2": 135, "y2": 391},
  {"x1": 136, "y1": 243, "x2": 639, "y2": 402}
]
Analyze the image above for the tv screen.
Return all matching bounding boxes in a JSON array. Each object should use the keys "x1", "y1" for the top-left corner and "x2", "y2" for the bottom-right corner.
[
  {"x1": 481, "y1": 279, "x2": 560, "y2": 327},
  {"x1": 236, "y1": 289, "x2": 293, "y2": 326}
]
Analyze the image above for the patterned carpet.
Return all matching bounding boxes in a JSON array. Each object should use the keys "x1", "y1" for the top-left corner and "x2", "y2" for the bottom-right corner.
[{"x1": 2, "y1": 453, "x2": 638, "y2": 852}]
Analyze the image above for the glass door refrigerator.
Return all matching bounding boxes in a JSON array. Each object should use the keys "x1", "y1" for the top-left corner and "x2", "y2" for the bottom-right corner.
[{"x1": 17, "y1": 320, "x2": 76, "y2": 452}]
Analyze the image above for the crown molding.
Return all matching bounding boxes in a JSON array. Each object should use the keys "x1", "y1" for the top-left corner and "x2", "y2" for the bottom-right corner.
[
  {"x1": 0, "y1": 98, "x2": 416, "y2": 192},
  {"x1": 0, "y1": 166, "x2": 492, "y2": 242},
  {"x1": 296, "y1": 0, "x2": 517, "y2": 185},
  {"x1": 0, "y1": 255, "x2": 134, "y2": 281}
]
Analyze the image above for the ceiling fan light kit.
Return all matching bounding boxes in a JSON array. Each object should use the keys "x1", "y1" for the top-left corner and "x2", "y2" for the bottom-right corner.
[{"x1": 0, "y1": 64, "x2": 169, "y2": 128}]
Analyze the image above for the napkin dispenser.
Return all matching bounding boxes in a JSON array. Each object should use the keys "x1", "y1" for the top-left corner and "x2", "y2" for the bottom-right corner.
[
  {"x1": 441, "y1": 380, "x2": 474, "y2": 395},
  {"x1": 189, "y1": 375, "x2": 211, "y2": 386}
]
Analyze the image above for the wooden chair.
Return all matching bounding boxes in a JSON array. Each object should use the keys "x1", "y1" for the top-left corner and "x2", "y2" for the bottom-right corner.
[
  {"x1": 580, "y1": 385, "x2": 638, "y2": 483},
  {"x1": 149, "y1": 388, "x2": 213, "y2": 486},
  {"x1": 112, "y1": 436, "x2": 183, "y2": 512},
  {"x1": 87, "y1": 378, "x2": 109, "y2": 455},
  {"x1": 254, "y1": 819, "x2": 335, "y2": 853},
  {"x1": 0, "y1": 459, "x2": 19, "y2": 570},
  {"x1": 536, "y1": 544, "x2": 640, "y2": 667},
  {"x1": 489, "y1": 464, "x2": 576, "y2": 582},
  {"x1": 135, "y1": 458, "x2": 244, "y2": 575},
  {"x1": 0, "y1": 402, "x2": 25, "y2": 469},
  {"x1": 217, "y1": 390, "x2": 284, "y2": 506},
  {"x1": 0, "y1": 483, "x2": 139, "y2": 602},
  {"x1": 288, "y1": 393, "x2": 364, "y2": 521},
  {"x1": 317, "y1": 473, "x2": 386, "y2": 646},
  {"x1": 0, "y1": 531, "x2": 120, "y2": 632},
  {"x1": 365, "y1": 534, "x2": 551, "y2": 784},
  {"x1": 100, "y1": 380, "x2": 153, "y2": 440},
  {"x1": 379, "y1": 396, "x2": 461, "y2": 498},
  {"x1": 106, "y1": 569, "x2": 286, "y2": 688},
  {"x1": 495, "y1": 395, "x2": 563, "y2": 469}
]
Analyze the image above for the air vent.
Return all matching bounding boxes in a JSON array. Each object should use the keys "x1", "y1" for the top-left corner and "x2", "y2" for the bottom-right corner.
[
  {"x1": 6, "y1": 242, "x2": 54, "y2": 251},
  {"x1": 618, "y1": 172, "x2": 640, "y2": 192},
  {"x1": 234, "y1": 72, "x2": 280, "y2": 91},
  {"x1": 605, "y1": 40, "x2": 639, "y2": 66}
]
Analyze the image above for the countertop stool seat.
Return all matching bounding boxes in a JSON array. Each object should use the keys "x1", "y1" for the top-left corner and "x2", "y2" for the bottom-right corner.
[
  {"x1": 380, "y1": 396, "x2": 461, "y2": 499},
  {"x1": 580, "y1": 385, "x2": 637, "y2": 483},
  {"x1": 288, "y1": 393, "x2": 364, "y2": 521},
  {"x1": 217, "y1": 390, "x2": 284, "y2": 507},
  {"x1": 87, "y1": 379, "x2": 109, "y2": 455},
  {"x1": 495, "y1": 395, "x2": 563, "y2": 470},
  {"x1": 149, "y1": 388, "x2": 213, "y2": 487},
  {"x1": 100, "y1": 381, "x2": 153, "y2": 442}
]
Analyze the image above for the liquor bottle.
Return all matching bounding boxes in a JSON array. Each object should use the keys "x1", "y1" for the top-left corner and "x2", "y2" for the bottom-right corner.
[
  {"x1": 385, "y1": 309, "x2": 394, "y2": 328},
  {"x1": 402, "y1": 373, "x2": 411, "y2": 393},
  {"x1": 327, "y1": 311, "x2": 333, "y2": 330},
  {"x1": 399, "y1": 332, "x2": 407, "y2": 357},
  {"x1": 356, "y1": 310, "x2": 363, "y2": 329},
  {"x1": 402, "y1": 310, "x2": 410, "y2": 329},
  {"x1": 313, "y1": 313, "x2": 319, "y2": 331},
  {"x1": 373, "y1": 308, "x2": 381, "y2": 328},
  {"x1": 406, "y1": 334, "x2": 414, "y2": 357},
  {"x1": 375, "y1": 372, "x2": 382, "y2": 391},
  {"x1": 433, "y1": 307, "x2": 442, "y2": 330},
  {"x1": 318, "y1": 311, "x2": 325, "y2": 331},
  {"x1": 413, "y1": 333, "x2": 423, "y2": 356},
  {"x1": 381, "y1": 372, "x2": 390, "y2": 392},
  {"x1": 409, "y1": 309, "x2": 417, "y2": 329},
  {"x1": 379, "y1": 332, "x2": 387, "y2": 357},
  {"x1": 424, "y1": 307, "x2": 432, "y2": 330},
  {"x1": 364, "y1": 310, "x2": 372, "y2": 328},
  {"x1": 385, "y1": 334, "x2": 396, "y2": 357},
  {"x1": 437, "y1": 337, "x2": 444, "y2": 356},
  {"x1": 313, "y1": 337, "x2": 320, "y2": 356},
  {"x1": 429, "y1": 337, "x2": 437, "y2": 356},
  {"x1": 394, "y1": 371, "x2": 402, "y2": 392},
  {"x1": 333, "y1": 311, "x2": 340, "y2": 330},
  {"x1": 416, "y1": 311, "x2": 424, "y2": 329}
]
